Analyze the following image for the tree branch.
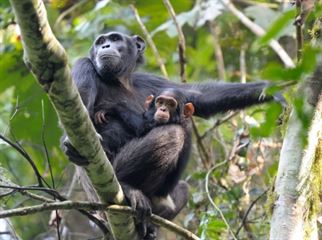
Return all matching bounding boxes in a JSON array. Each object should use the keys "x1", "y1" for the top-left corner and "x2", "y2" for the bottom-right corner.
[
  {"x1": 130, "y1": 4, "x2": 169, "y2": 79},
  {"x1": 270, "y1": 3, "x2": 321, "y2": 238},
  {"x1": 200, "y1": 111, "x2": 239, "y2": 140},
  {"x1": 205, "y1": 161, "x2": 237, "y2": 240},
  {"x1": 0, "y1": 201, "x2": 200, "y2": 240},
  {"x1": 220, "y1": 0, "x2": 295, "y2": 68},
  {"x1": 0, "y1": 134, "x2": 47, "y2": 187},
  {"x1": 0, "y1": 184, "x2": 110, "y2": 235},
  {"x1": 235, "y1": 189, "x2": 268, "y2": 236},
  {"x1": 8, "y1": 0, "x2": 138, "y2": 239},
  {"x1": 209, "y1": 22, "x2": 226, "y2": 81},
  {"x1": 163, "y1": 0, "x2": 187, "y2": 82}
]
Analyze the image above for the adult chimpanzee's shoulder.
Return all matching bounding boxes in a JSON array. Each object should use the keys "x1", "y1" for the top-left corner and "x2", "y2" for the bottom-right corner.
[
  {"x1": 132, "y1": 72, "x2": 168, "y2": 85},
  {"x1": 72, "y1": 57, "x2": 93, "y2": 72},
  {"x1": 71, "y1": 57, "x2": 97, "y2": 85},
  {"x1": 131, "y1": 72, "x2": 178, "y2": 94}
]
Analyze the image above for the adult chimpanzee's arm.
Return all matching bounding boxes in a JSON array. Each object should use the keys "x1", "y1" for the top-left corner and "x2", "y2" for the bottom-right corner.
[
  {"x1": 71, "y1": 57, "x2": 98, "y2": 117},
  {"x1": 132, "y1": 73, "x2": 274, "y2": 119},
  {"x1": 110, "y1": 105, "x2": 147, "y2": 136},
  {"x1": 181, "y1": 81, "x2": 272, "y2": 118}
]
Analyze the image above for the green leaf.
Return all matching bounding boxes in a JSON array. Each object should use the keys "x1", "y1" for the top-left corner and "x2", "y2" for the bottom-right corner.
[
  {"x1": 299, "y1": 45, "x2": 319, "y2": 73},
  {"x1": 245, "y1": 5, "x2": 278, "y2": 29},
  {"x1": 261, "y1": 62, "x2": 303, "y2": 81},
  {"x1": 250, "y1": 103, "x2": 282, "y2": 137},
  {"x1": 255, "y1": 9, "x2": 296, "y2": 48},
  {"x1": 261, "y1": 46, "x2": 319, "y2": 81}
]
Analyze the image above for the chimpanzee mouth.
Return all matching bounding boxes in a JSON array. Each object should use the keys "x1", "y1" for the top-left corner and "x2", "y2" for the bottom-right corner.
[
  {"x1": 155, "y1": 114, "x2": 169, "y2": 123},
  {"x1": 99, "y1": 54, "x2": 120, "y2": 60}
]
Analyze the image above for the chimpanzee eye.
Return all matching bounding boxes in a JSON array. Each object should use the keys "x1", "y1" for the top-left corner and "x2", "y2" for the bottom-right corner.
[
  {"x1": 109, "y1": 34, "x2": 122, "y2": 42},
  {"x1": 169, "y1": 100, "x2": 177, "y2": 109},
  {"x1": 95, "y1": 36, "x2": 105, "y2": 45}
]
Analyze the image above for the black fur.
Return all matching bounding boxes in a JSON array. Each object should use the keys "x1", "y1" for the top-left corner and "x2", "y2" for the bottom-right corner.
[
  {"x1": 108, "y1": 89, "x2": 193, "y2": 198},
  {"x1": 103, "y1": 88, "x2": 190, "y2": 136},
  {"x1": 63, "y1": 31, "x2": 277, "y2": 239}
]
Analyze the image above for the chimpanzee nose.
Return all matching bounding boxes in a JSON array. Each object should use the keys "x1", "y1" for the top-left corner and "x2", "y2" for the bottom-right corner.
[{"x1": 102, "y1": 44, "x2": 110, "y2": 49}]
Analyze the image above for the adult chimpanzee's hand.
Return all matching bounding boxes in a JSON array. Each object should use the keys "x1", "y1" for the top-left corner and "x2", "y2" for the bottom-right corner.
[{"x1": 62, "y1": 139, "x2": 89, "y2": 166}]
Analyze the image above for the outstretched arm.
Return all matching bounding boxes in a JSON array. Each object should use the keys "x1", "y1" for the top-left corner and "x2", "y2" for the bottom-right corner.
[
  {"x1": 133, "y1": 73, "x2": 277, "y2": 119},
  {"x1": 182, "y1": 81, "x2": 272, "y2": 118}
]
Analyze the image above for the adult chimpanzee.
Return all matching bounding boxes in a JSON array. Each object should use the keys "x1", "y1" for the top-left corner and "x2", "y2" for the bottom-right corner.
[{"x1": 64, "y1": 31, "x2": 281, "y2": 239}]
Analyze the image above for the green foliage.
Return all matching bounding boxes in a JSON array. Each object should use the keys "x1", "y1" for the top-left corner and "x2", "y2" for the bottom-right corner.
[
  {"x1": 199, "y1": 211, "x2": 226, "y2": 240},
  {"x1": 250, "y1": 103, "x2": 282, "y2": 138},
  {"x1": 0, "y1": 0, "x2": 319, "y2": 239},
  {"x1": 261, "y1": 45, "x2": 319, "y2": 81},
  {"x1": 253, "y1": 9, "x2": 296, "y2": 49}
]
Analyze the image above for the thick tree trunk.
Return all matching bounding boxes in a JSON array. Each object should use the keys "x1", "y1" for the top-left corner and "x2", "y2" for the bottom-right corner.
[
  {"x1": 270, "y1": 4, "x2": 322, "y2": 238},
  {"x1": 270, "y1": 64, "x2": 322, "y2": 240},
  {"x1": 270, "y1": 94, "x2": 321, "y2": 240}
]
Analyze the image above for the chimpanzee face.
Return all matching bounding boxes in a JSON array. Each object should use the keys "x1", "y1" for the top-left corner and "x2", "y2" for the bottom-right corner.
[
  {"x1": 153, "y1": 94, "x2": 178, "y2": 123},
  {"x1": 90, "y1": 32, "x2": 145, "y2": 78},
  {"x1": 144, "y1": 89, "x2": 195, "y2": 125}
]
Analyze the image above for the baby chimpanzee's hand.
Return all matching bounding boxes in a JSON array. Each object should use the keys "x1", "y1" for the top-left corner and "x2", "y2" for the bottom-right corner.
[{"x1": 94, "y1": 110, "x2": 109, "y2": 125}]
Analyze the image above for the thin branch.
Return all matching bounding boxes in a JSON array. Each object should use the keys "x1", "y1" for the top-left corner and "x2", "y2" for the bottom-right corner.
[
  {"x1": 0, "y1": 201, "x2": 107, "y2": 218},
  {"x1": 205, "y1": 161, "x2": 237, "y2": 240},
  {"x1": 0, "y1": 201, "x2": 200, "y2": 240},
  {"x1": 108, "y1": 206, "x2": 201, "y2": 240},
  {"x1": 130, "y1": 5, "x2": 169, "y2": 79},
  {"x1": 41, "y1": 100, "x2": 61, "y2": 240},
  {"x1": 41, "y1": 101, "x2": 54, "y2": 188},
  {"x1": 232, "y1": 0, "x2": 279, "y2": 8},
  {"x1": 191, "y1": 119, "x2": 210, "y2": 168},
  {"x1": 163, "y1": 0, "x2": 187, "y2": 82},
  {"x1": 220, "y1": 0, "x2": 295, "y2": 68},
  {"x1": 0, "y1": 185, "x2": 109, "y2": 234},
  {"x1": 240, "y1": 45, "x2": 247, "y2": 122},
  {"x1": 200, "y1": 111, "x2": 239, "y2": 140},
  {"x1": 295, "y1": 0, "x2": 304, "y2": 61},
  {"x1": 41, "y1": 102, "x2": 61, "y2": 240},
  {"x1": 0, "y1": 134, "x2": 47, "y2": 187},
  {"x1": 0, "y1": 190, "x2": 16, "y2": 198},
  {"x1": 20, "y1": 190, "x2": 54, "y2": 203},
  {"x1": 150, "y1": 215, "x2": 199, "y2": 240},
  {"x1": 209, "y1": 22, "x2": 226, "y2": 80},
  {"x1": 235, "y1": 189, "x2": 268, "y2": 236},
  {"x1": 0, "y1": 185, "x2": 62, "y2": 199},
  {"x1": 240, "y1": 45, "x2": 247, "y2": 84},
  {"x1": 54, "y1": 0, "x2": 87, "y2": 30}
]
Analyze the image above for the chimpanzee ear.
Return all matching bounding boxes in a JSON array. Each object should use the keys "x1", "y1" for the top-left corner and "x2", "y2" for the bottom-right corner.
[
  {"x1": 144, "y1": 94, "x2": 154, "y2": 110},
  {"x1": 183, "y1": 103, "x2": 195, "y2": 118},
  {"x1": 132, "y1": 35, "x2": 146, "y2": 53}
]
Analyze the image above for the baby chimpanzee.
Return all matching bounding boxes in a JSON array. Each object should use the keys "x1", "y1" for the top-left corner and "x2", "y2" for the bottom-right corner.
[
  {"x1": 95, "y1": 89, "x2": 194, "y2": 238},
  {"x1": 95, "y1": 88, "x2": 195, "y2": 137}
]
